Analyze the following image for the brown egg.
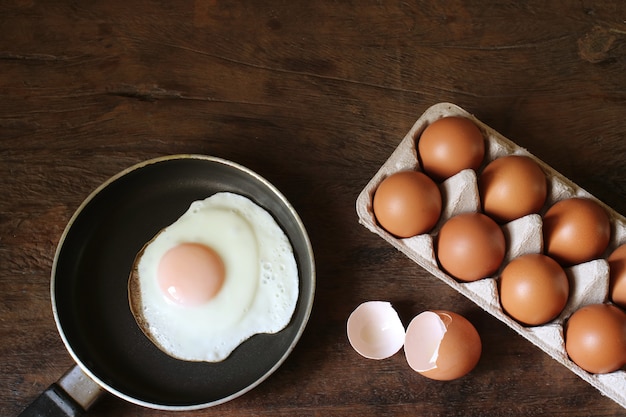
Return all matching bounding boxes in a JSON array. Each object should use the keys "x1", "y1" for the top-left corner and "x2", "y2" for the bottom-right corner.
[
  {"x1": 565, "y1": 304, "x2": 626, "y2": 374},
  {"x1": 543, "y1": 197, "x2": 611, "y2": 266},
  {"x1": 499, "y1": 253, "x2": 569, "y2": 326},
  {"x1": 479, "y1": 155, "x2": 547, "y2": 223},
  {"x1": 437, "y1": 212, "x2": 506, "y2": 282},
  {"x1": 404, "y1": 310, "x2": 481, "y2": 381},
  {"x1": 372, "y1": 170, "x2": 442, "y2": 238},
  {"x1": 609, "y1": 244, "x2": 626, "y2": 309},
  {"x1": 418, "y1": 116, "x2": 485, "y2": 182}
]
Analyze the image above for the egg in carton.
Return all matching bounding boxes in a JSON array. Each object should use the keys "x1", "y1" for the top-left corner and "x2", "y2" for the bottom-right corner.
[{"x1": 356, "y1": 102, "x2": 626, "y2": 408}]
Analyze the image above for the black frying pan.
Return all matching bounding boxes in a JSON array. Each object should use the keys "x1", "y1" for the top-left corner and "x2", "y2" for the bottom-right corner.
[{"x1": 19, "y1": 155, "x2": 316, "y2": 416}]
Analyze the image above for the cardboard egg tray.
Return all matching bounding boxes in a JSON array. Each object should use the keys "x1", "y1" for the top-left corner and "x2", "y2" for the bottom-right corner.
[{"x1": 356, "y1": 102, "x2": 626, "y2": 408}]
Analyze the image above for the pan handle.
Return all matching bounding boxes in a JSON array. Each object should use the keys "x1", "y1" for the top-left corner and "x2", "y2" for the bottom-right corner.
[{"x1": 19, "y1": 365, "x2": 105, "y2": 417}]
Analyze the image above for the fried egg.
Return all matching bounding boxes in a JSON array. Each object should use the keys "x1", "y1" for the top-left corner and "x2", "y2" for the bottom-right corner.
[{"x1": 128, "y1": 192, "x2": 299, "y2": 362}]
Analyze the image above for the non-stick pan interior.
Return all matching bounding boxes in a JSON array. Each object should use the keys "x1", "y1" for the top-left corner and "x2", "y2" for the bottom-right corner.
[{"x1": 52, "y1": 155, "x2": 315, "y2": 409}]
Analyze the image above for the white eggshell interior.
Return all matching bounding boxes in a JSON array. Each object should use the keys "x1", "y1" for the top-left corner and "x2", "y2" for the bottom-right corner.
[
  {"x1": 347, "y1": 301, "x2": 406, "y2": 360},
  {"x1": 404, "y1": 311, "x2": 446, "y2": 372}
]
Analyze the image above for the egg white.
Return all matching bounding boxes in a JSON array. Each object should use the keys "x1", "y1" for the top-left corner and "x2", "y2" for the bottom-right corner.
[{"x1": 129, "y1": 192, "x2": 299, "y2": 362}]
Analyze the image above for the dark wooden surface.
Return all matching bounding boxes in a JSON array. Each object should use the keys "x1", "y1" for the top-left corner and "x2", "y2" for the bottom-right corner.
[{"x1": 2, "y1": 1, "x2": 626, "y2": 416}]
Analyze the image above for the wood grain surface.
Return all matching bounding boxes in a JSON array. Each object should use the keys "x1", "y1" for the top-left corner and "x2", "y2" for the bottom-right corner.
[{"x1": 2, "y1": 1, "x2": 626, "y2": 416}]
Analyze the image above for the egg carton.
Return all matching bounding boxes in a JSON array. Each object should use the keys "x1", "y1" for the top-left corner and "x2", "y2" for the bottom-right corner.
[{"x1": 356, "y1": 102, "x2": 626, "y2": 408}]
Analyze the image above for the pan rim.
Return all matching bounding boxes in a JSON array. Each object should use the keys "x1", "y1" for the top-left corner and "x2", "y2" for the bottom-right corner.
[{"x1": 50, "y1": 154, "x2": 316, "y2": 410}]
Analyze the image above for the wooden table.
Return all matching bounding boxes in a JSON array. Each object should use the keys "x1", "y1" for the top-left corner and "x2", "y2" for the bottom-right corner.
[{"x1": 2, "y1": 1, "x2": 626, "y2": 416}]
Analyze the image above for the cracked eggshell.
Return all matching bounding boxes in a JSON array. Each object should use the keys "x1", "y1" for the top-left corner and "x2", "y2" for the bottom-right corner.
[
  {"x1": 347, "y1": 301, "x2": 405, "y2": 360},
  {"x1": 404, "y1": 310, "x2": 481, "y2": 381}
]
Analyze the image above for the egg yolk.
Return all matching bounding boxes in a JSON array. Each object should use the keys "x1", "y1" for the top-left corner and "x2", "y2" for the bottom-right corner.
[{"x1": 157, "y1": 242, "x2": 225, "y2": 307}]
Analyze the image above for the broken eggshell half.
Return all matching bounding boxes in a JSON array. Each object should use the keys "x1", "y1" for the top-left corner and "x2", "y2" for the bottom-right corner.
[
  {"x1": 404, "y1": 310, "x2": 482, "y2": 381},
  {"x1": 346, "y1": 301, "x2": 406, "y2": 360}
]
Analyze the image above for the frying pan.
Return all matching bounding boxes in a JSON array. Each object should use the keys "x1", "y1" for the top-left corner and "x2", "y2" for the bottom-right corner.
[{"x1": 19, "y1": 155, "x2": 316, "y2": 416}]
